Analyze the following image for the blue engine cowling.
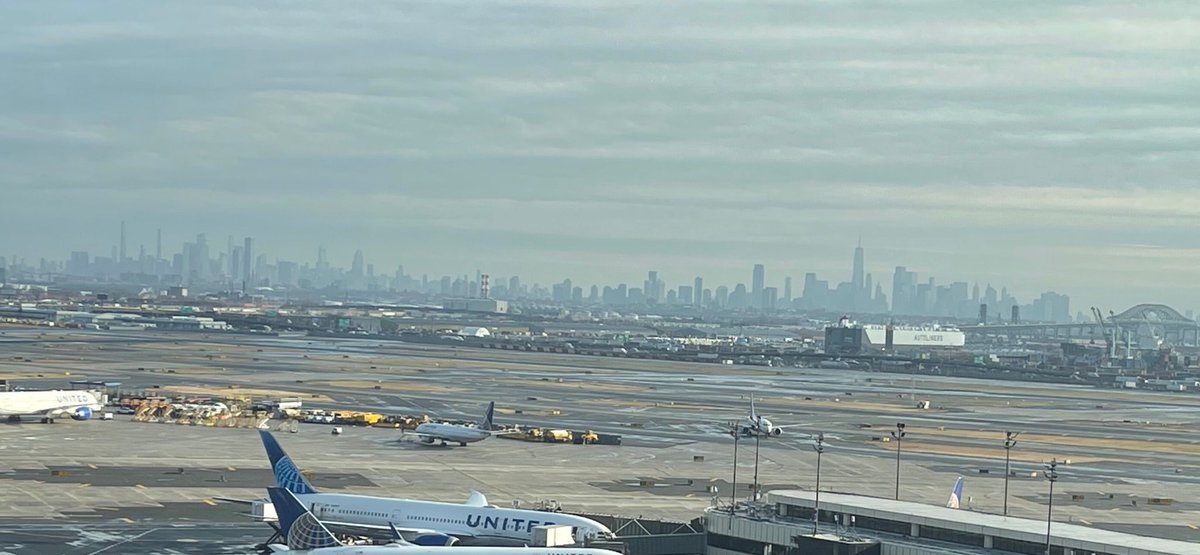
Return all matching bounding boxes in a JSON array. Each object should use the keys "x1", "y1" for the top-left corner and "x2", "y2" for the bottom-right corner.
[
  {"x1": 72, "y1": 407, "x2": 93, "y2": 421},
  {"x1": 409, "y1": 533, "x2": 459, "y2": 546}
]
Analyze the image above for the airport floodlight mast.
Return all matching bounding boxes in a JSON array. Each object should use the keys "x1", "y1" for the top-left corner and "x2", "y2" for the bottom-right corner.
[
  {"x1": 751, "y1": 425, "x2": 762, "y2": 502},
  {"x1": 1043, "y1": 458, "x2": 1060, "y2": 555},
  {"x1": 729, "y1": 423, "x2": 739, "y2": 516},
  {"x1": 1004, "y1": 431, "x2": 1020, "y2": 516},
  {"x1": 812, "y1": 432, "x2": 825, "y2": 535},
  {"x1": 891, "y1": 423, "x2": 906, "y2": 500}
]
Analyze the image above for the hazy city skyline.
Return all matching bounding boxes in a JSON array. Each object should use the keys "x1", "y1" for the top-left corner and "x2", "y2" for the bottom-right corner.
[
  {"x1": 3, "y1": 3, "x2": 1199, "y2": 312},
  {"x1": 4, "y1": 221, "x2": 1080, "y2": 321}
]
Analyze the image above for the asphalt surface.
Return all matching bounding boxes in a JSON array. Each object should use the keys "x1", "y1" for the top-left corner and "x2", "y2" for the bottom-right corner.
[{"x1": 2, "y1": 326, "x2": 1199, "y2": 552}]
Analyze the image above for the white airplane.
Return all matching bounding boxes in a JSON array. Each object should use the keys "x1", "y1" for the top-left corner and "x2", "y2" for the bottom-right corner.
[
  {"x1": 261, "y1": 432, "x2": 613, "y2": 546},
  {"x1": 414, "y1": 402, "x2": 494, "y2": 446},
  {"x1": 0, "y1": 390, "x2": 104, "y2": 423},
  {"x1": 735, "y1": 394, "x2": 787, "y2": 438},
  {"x1": 265, "y1": 487, "x2": 622, "y2": 554}
]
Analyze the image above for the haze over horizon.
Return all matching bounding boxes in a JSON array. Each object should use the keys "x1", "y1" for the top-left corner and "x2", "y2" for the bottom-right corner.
[{"x1": 3, "y1": 2, "x2": 1199, "y2": 313}]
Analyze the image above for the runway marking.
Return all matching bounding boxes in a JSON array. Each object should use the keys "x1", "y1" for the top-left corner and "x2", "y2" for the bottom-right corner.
[
  {"x1": 1188, "y1": 523, "x2": 1198, "y2": 530},
  {"x1": 203, "y1": 499, "x2": 217, "y2": 506},
  {"x1": 82, "y1": 527, "x2": 157, "y2": 554}
]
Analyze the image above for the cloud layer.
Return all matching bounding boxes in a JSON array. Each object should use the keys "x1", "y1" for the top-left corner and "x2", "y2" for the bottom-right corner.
[{"x1": 2, "y1": 1, "x2": 1199, "y2": 310}]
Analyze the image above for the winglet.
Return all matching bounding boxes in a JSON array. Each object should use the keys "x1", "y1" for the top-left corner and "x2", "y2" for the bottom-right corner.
[
  {"x1": 465, "y1": 490, "x2": 489, "y2": 507},
  {"x1": 947, "y1": 477, "x2": 965, "y2": 509},
  {"x1": 260, "y1": 431, "x2": 318, "y2": 494},
  {"x1": 266, "y1": 487, "x2": 342, "y2": 550},
  {"x1": 482, "y1": 401, "x2": 495, "y2": 430}
]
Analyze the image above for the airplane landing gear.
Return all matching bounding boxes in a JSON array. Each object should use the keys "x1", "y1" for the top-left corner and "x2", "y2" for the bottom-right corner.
[
  {"x1": 41, "y1": 417, "x2": 54, "y2": 424},
  {"x1": 459, "y1": 442, "x2": 467, "y2": 447}
]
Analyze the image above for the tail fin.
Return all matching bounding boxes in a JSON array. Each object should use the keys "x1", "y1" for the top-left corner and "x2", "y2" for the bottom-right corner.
[
  {"x1": 946, "y1": 477, "x2": 964, "y2": 509},
  {"x1": 750, "y1": 394, "x2": 757, "y2": 420},
  {"x1": 267, "y1": 487, "x2": 342, "y2": 551},
  {"x1": 260, "y1": 431, "x2": 318, "y2": 495},
  {"x1": 482, "y1": 401, "x2": 495, "y2": 430}
]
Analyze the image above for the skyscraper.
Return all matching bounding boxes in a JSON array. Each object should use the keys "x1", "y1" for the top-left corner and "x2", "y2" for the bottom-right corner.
[
  {"x1": 783, "y1": 276, "x2": 792, "y2": 304},
  {"x1": 119, "y1": 221, "x2": 127, "y2": 263},
  {"x1": 694, "y1": 276, "x2": 703, "y2": 307},
  {"x1": 751, "y1": 264, "x2": 765, "y2": 309},
  {"x1": 242, "y1": 237, "x2": 253, "y2": 286},
  {"x1": 852, "y1": 241, "x2": 865, "y2": 292}
]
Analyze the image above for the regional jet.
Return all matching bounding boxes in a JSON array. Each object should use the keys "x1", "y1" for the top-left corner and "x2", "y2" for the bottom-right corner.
[
  {"x1": 260, "y1": 431, "x2": 613, "y2": 545},
  {"x1": 265, "y1": 487, "x2": 621, "y2": 554},
  {"x1": 413, "y1": 401, "x2": 494, "y2": 446},
  {"x1": 0, "y1": 390, "x2": 104, "y2": 423}
]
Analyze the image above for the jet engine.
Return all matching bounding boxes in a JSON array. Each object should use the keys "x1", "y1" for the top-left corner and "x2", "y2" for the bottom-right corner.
[
  {"x1": 408, "y1": 532, "x2": 459, "y2": 546},
  {"x1": 71, "y1": 407, "x2": 93, "y2": 421}
]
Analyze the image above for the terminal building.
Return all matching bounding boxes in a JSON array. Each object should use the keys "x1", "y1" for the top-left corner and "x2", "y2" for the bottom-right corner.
[{"x1": 705, "y1": 491, "x2": 1198, "y2": 555}]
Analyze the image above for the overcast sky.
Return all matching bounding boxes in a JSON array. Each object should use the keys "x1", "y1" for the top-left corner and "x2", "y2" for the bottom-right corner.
[{"x1": 3, "y1": 1, "x2": 1199, "y2": 311}]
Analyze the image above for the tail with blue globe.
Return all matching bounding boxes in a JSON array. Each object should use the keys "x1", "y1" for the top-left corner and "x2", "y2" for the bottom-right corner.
[
  {"x1": 267, "y1": 486, "x2": 342, "y2": 550},
  {"x1": 260, "y1": 431, "x2": 318, "y2": 495}
]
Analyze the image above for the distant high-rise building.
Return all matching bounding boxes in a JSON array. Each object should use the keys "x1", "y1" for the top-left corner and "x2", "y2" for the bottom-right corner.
[
  {"x1": 751, "y1": 264, "x2": 765, "y2": 309},
  {"x1": 783, "y1": 276, "x2": 792, "y2": 304},
  {"x1": 119, "y1": 221, "x2": 127, "y2": 263},
  {"x1": 763, "y1": 286, "x2": 778, "y2": 311},
  {"x1": 891, "y1": 266, "x2": 916, "y2": 314},
  {"x1": 678, "y1": 285, "x2": 694, "y2": 305},
  {"x1": 852, "y1": 241, "x2": 865, "y2": 291},
  {"x1": 230, "y1": 246, "x2": 243, "y2": 281},
  {"x1": 714, "y1": 285, "x2": 729, "y2": 308},
  {"x1": 694, "y1": 277, "x2": 703, "y2": 306},
  {"x1": 242, "y1": 237, "x2": 254, "y2": 285},
  {"x1": 350, "y1": 249, "x2": 362, "y2": 279}
]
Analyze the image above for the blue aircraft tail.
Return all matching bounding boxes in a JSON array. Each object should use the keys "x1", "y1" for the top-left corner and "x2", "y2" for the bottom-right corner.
[
  {"x1": 267, "y1": 486, "x2": 342, "y2": 551},
  {"x1": 482, "y1": 401, "x2": 495, "y2": 430},
  {"x1": 947, "y1": 477, "x2": 965, "y2": 509},
  {"x1": 260, "y1": 431, "x2": 318, "y2": 495}
]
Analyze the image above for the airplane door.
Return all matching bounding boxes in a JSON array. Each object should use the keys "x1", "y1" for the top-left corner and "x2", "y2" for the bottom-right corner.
[{"x1": 390, "y1": 509, "x2": 403, "y2": 526}]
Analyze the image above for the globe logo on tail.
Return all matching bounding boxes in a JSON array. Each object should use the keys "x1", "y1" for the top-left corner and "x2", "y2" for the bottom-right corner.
[{"x1": 274, "y1": 455, "x2": 317, "y2": 495}]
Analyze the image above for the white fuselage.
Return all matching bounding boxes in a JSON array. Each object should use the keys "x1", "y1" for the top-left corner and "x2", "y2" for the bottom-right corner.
[
  {"x1": 414, "y1": 423, "x2": 491, "y2": 445},
  {"x1": 272, "y1": 545, "x2": 620, "y2": 555},
  {"x1": 294, "y1": 492, "x2": 611, "y2": 544},
  {"x1": 0, "y1": 390, "x2": 103, "y2": 417}
]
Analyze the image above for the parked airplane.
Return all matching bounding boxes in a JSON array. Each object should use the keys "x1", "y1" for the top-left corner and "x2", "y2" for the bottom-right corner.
[
  {"x1": 260, "y1": 431, "x2": 613, "y2": 545},
  {"x1": 414, "y1": 402, "x2": 494, "y2": 446},
  {"x1": 265, "y1": 487, "x2": 622, "y2": 554},
  {"x1": 946, "y1": 477, "x2": 965, "y2": 509},
  {"x1": 0, "y1": 390, "x2": 104, "y2": 423}
]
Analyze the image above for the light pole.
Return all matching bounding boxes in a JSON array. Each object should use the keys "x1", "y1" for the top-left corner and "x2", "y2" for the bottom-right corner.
[
  {"x1": 729, "y1": 424, "x2": 740, "y2": 515},
  {"x1": 751, "y1": 429, "x2": 762, "y2": 502},
  {"x1": 891, "y1": 422, "x2": 906, "y2": 500},
  {"x1": 1003, "y1": 431, "x2": 1020, "y2": 516},
  {"x1": 812, "y1": 433, "x2": 825, "y2": 535},
  {"x1": 1043, "y1": 459, "x2": 1059, "y2": 555}
]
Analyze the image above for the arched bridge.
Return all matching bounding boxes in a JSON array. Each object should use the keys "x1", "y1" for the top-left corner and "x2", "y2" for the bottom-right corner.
[{"x1": 969, "y1": 303, "x2": 1200, "y2": 347}]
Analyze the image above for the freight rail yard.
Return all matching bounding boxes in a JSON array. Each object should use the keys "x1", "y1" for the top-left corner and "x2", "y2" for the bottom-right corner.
[{"x1": 2, "y1": 327, "x2": 1200, "y2": 553}]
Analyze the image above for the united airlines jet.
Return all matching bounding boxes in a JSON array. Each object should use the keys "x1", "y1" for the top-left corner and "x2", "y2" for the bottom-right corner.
[
  {"x1": 261, "y1": 432, "x2": 613, "y2": 546},
  {"x1": 265, "y1": 487, "x2": 621, "y2": 554},
  {"x1": 0, "y1": 390, "x2": 104, "y2": 423},
  {"x1": 414, "y1": 402, "x2": 494, "y2": 446}
]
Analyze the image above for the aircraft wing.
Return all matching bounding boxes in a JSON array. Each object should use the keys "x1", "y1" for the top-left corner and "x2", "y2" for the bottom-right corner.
[{"x1": 321, "y1": 520, "x2": 476, "y2": 540}]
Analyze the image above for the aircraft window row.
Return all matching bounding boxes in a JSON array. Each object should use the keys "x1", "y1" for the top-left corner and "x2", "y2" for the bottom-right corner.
[
  {"x1": 339, "y1": 509, "x2": 388, "y2": 518},
  {"x1": 413, "y1": 516, "x2": 464, "y2": 524}
]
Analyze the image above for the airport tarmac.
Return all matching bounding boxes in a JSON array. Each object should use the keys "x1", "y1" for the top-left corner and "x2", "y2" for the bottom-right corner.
[{"x1": 2, "y1": 327, "x2": 1200, "y2": 553}]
